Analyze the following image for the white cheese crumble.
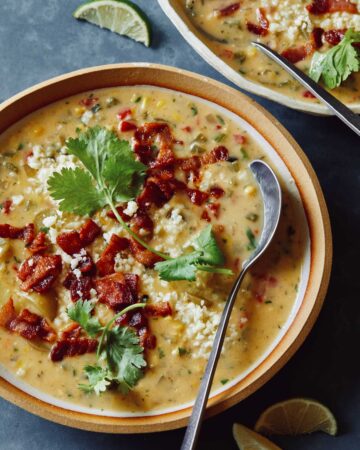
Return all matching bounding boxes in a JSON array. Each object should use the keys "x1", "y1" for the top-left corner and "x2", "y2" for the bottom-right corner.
[
  {"x1": 81, "y1": 110, "x2": 94, "y2": 125},
  {"x1": 123, "y1": 200, "x2": 138, "y2": 217},
  {"x1": 11, "y1": 195, "x2": 24, "y2": 205},
  {"x1": 42, "y1": 215, "x2": 57, "y2": 228}
]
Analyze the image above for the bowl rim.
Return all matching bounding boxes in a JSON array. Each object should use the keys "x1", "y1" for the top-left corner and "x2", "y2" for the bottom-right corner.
[
  {"x1": 158, "y1": 0, "x2": 360, "y2": 116},
  {"x1": 0, "y1": 63, "x2": 332, "y2": 433}
]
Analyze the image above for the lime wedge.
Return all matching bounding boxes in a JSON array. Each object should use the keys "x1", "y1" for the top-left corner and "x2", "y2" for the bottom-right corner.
[
  {"x1": 73, "y1": 0, "x2": 152, "y2": 47},
  {"x1": 233, "y1": 423, "x2": 282, "y2": 450},
  {"x1": 255, "y1": 398, "x2": 338, "y2": 436}
]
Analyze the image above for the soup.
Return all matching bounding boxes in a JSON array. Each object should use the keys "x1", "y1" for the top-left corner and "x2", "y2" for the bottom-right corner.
[
  {"x1": 183, "y1": 0, "x2": 360, "y2": 104},
  {"x1": 0, "y1": 86, "x2": 305, "y2": 414}
]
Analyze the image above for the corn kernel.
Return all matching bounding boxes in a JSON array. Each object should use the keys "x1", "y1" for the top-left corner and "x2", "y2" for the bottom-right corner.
[
  {"x1": 244, "y1": 184, "x2": 256, "y2": 196},
  {"x1": 32, "y1": 126, "x2": 44, "y2": 136},
  {"x1": 172, "y1": 112, "x2": 181, "y2": 122},
  {"x1": 141, "y1": 96, "x2": 149, "y2": 111},
  {"x1": 246, "y1": 46, "x2": 257, "y2": 57},
  {"x1": 156, "y1": 99, "x2": 165, "y2": 109},
  {"x1": 73, "y1": 106, "x2": 85, "y2": 117}
]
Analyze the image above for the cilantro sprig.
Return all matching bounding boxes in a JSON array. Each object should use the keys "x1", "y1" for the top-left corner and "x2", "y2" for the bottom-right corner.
[
  {"x1": 309, "y1": 29, "x2": 360, "y2": 89},
  {"x1": 155, "y1": 225, "x2": 233, "y2": 281},
  {"x1": 48, "y1": 126, "x2": 166, "y2": 258},
  {"x1": 67, "y1": 300, "x2": 146, "y2": 394}
]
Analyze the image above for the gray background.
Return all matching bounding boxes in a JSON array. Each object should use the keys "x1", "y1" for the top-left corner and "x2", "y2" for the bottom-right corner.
[{"x1": 0, "y1": 1, "x2": 359, "y2": 449}]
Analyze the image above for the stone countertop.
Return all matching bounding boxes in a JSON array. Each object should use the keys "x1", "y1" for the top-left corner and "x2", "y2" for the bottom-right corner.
[{"x1": 0, "y1": 1, "x2": 359, "y2": 449}]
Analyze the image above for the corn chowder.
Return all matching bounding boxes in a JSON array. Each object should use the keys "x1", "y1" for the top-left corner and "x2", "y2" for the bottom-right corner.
[
  {"x1": 0, "y1": 86, "x2": 305, "y2": 414},
  {"x1": 183, "y1": 0, "x2": 360, "y2": 104}
]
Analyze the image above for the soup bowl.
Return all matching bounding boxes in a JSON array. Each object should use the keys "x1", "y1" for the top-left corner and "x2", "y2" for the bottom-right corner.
[{"x1": 0, "y1": 63, "x2": 332, "y2": 433}]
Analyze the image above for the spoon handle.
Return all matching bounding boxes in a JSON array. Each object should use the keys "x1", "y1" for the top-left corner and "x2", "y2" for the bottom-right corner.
[
  {"x1": 180, "y1": 269, "x2": 248, "y2": 450},
  {"x1": 252, "y1": 42, "x2": 360, "y2": 137}
]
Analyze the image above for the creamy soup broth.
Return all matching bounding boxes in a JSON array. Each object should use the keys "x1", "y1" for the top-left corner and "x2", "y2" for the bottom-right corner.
[{"x1": 0, "y1": 86, "x2": 305, "y2": 413}]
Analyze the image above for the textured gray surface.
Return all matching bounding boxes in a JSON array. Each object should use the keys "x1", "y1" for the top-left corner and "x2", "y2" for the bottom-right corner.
[{"x1": 0, "y1": 1, "x2": 359, "y2": 449}]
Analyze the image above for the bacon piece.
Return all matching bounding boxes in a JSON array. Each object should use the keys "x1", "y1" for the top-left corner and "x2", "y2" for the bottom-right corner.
[
  {"x1": 79, "y1": 219, "x2": 101, "y2": 247},
  {"x1": 281, "y1": 44, "x2": 313, "y2": 63},
  {"x1": 206, "y1": 202, "x2": 221, "y2": 218},
  {"x1": 0, "y1": 298, "x2": 17, "y2": 327},
  {"x1": 50, "y1": 337, "x2": 97, "y2": 362},
  {"x1": 324, "y1": 28, "x2": 347, "y2": 45},
  {"x1": 95, "y1": 272, "x2": 139, "y2": 311},
  {"x1": 137, "y1": 175, "x2": 185, "y2": 209},
  {"x1": 209, "y1": 186, "x2": 225, "y2": 199},
  {"x1": 18, "y1": 254, "x2": 62, "y2": 293},
  {"x1": 107, "y1": 205, "x2": 131, "y2": 222},
  {"x1": 6, "y1": 307, "x2": 56, "y2": 342},
  {"x1": 186, "y1": 188, "x2": 209, "y2": 206},
  {"x1": 57, "y1": 230, "x2": 83, "y2": 255},
  {"x1": 119, "y1": 121, "x2": 137, "y2": 132},
  {"x1": 0, "y1": 223, "x2": 35, "y2": 245},
  {"x1": 307, "y1": 0, "x2": 357, "y2": 14},
  {"x1": 201, "y1": 210, "x2": 211, "y2": 222},
  {"x1": 246, "y1": 8, "x2": 269, "y2": 36},
  {"x1": 134, "y1": 123, "x2": 175, "y2": 168},
  {"x1": 129, "y1": 239, "x2": 164, "y2": 268},
  {"x1": 1, "y1": 199, "x2": 12, "y2": 215},
  {"x1": 138, "y1": 326, "x2": 156, "y2": 349},
  {"x1": 28, "y1": 232, "x2": 48, "y2": 254},
  {"x1": 131, "y1": 209, "x2": 154, "y2": 236},
  {"x1": 63, "y1": 272, "x2": 94, "y2": 301},
  {"x1": 79, "y1": 95, "x2": 99, "y2": 108},
  {"x1": 311, "y1": 27, "x2": 324, "y2": 49},
  {"x1": 145, "y1": 302, "x2": 172, "y2": 317},
  {"x1": 96, "y1": 234, "x2": 130, "y2": 276},
  {"x1": 215, "y1": 2, "x2": 240, "y2": 17},
  {"x1": 201, "y1": 146, "x2": 229, "y2": 165},
  {"x1": 177, "y1": 155, "x2": 201, "y2": 175}
]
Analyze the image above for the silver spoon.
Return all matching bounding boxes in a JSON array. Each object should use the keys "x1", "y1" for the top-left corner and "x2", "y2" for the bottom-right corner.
[
  {"x1": 252, "y1": 42, "x2": 360, "y2": 137},
  {"x1": 181, "y1": 160, "x2": 282, "y2": 450}
]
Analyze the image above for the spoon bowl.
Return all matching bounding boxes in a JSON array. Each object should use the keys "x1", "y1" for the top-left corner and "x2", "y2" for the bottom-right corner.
[{"x1": 181, "y1": 160, "x2": 282, "y2": 450}]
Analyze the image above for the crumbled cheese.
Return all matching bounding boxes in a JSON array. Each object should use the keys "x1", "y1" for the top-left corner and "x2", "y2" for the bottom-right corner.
[
  {"x1": 73, "y1": 268, "x2": 82, "y2": 279},
  {"x1": 123, "y1": 200, "x2": 138, "y2": 217},
  {"x1": 81, "y1": 110, "x2": 94, "y2": 125},
  {"x1": 11, "y1": 195, "x2": 24, "y2": 205},
  {"x1": 42, "y1": 215, "x2": 57, "y2": 228}
]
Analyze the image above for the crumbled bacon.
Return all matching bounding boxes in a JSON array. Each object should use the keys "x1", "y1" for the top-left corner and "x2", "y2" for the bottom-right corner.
[
  {"x1": 324, "y1": 28, "x2": 346, "y2": 45},
  {"x1": 60, "y1": 323, "x2": 82, "y2": 339},
  {"x1": 0, "y1": 223, "x2": 35, "y2": 245},
  {"x1": 307, "y1": 0, "x2": 357, "y2": 14},
  {"x1": 57, "y1": 220, "x2": 101, "y2": 255},
  {"x1": 129, "y1": 239, "x2": 164, "y2": 268},
  {"x1": 215, "y1": 2, "x2": 240, "y2": 17},
  {"x1": 201, "y1": 210, "x2": 211, "y2": 222},
  {"x1": 144, "y1": 302, "x2": 172, "y2": 317},
  {"x1": 18, "y1": 254, "x2": 62, "y2": 293},
  {"x1": 63, "y1": 272, "x2": 94, "y2": 301},
  {"x1": 119, "y1": 120, "x2": 137, "y2": 132},
  {"x1": 0, "y1": 300, "x2": 56, "y2": 342},
  {"x1": 209, "y1": 186, "x2": 225, "y2": 199},
  {"x1": 28, "y1": 232, "x2": 48, "y2": 254},
  {"x1": 131, "y1": 209, "x2": 154, "y2": 236},
  {"x1": 200, "y1": 146, "x2": 229, "y2": 165},
  {"x1": 50, "y1": 337, "x2": 97, "y2": 362},
  {"x1": 186, "y1": 188, "x2": 209, "y2": 206},
  {"x1": 311, "y1": 27, "x2": 324, "y2": 49},
  {"x1": 95, "y1": 272, "x2": 139, "y2": 311},
  {"x1": 1, "y1": 199, "x2": 12, "y2": 215},
  {"x1": 138, "y1": 326, "x2": 157, "y2": 349},
  {"x1": 96, "y1": 234, "x2": 130, "y2": 276},
  {"x1": 246, "y1": 8, "x2": 269, "y2": 36},
  {"x1": 134, "y1": 123, "x2": 175, "y2": 168},
  {"x1": 57, "y1": 230, "x2": 83, "y2": 255},
  {"x1": 107, "y1": 205, "x2": 131, "y2": 222},
  {"x1": 79, "y1": 219, "x2": 101, "y2": 247},
  {"x1": 79, "y1": 95, "x2": 99, "y2": 108},
  {"x1": 281, "y1": 43, "x2": 313, "y2": 63},
  {"x1": 206, "y1": 202, "x2": 221, "y2": 219}
]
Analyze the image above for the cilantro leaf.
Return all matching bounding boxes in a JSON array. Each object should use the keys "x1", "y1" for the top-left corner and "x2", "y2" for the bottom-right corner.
[
  {"x1": 246, "y1": 228, "x2": 257, "y2": 251},
  {"x1": 66, "y1": 126, "x2": 146, "y2": 202},
  {"x1": 104, "y1": 326, "x2": 146, "y2": 393},
  {"x1": 66, "y1": 300, "x2": 102, "y2": 337},
  {"x1": 79, "y1": 365, "x2": 111, "y2": 395},
  {"x1": 194, "y1": 225, "x2": 224, "y2": 265},
  {"x1": 48, "y1": 167, "x2": 106, "y2": 216},
  {"x1": 155, "y1": 226, "x2": 233, "y2": 281},
  {"x1": 155, "y1": 252, "x2": 202, "y2": 281},
  {"x1": 310, "y1": 29, "x2": 360, "y2": 89}
]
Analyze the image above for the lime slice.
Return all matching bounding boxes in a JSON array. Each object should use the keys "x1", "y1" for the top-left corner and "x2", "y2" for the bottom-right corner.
[
  {"x1": 255, "y1": 398, "x2": 338, "y2": 436},
  {"x1": 233, "y1": 423, "x2": 282, "y2": 450},
  {"x1": 73, "y1": 0, "x2": 152, "y2": 47}
]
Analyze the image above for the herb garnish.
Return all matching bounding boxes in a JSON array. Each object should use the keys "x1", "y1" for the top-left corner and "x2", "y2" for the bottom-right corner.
[
  {"x1": 309, "y1": 29, "x2": 360, "y2": 89},
  {"x1": 155, "y1": 225, "x2": 233, "y2": 281},
  {"x1": 246, "y1": 228, "x2": 257, "y2": 251},
  {"x1": 67, "y1": 300, "x2": 146, "y2": 394},
  {"x1": 48, "y1": 127, "x2": 233, "y2": 281}
]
